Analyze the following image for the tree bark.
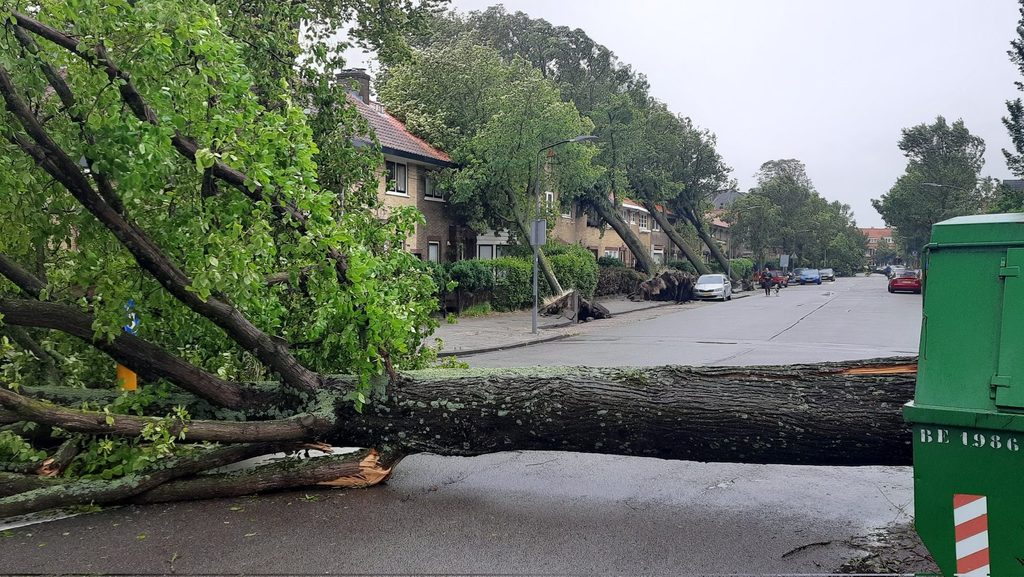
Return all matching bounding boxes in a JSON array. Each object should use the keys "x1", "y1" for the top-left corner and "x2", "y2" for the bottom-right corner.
[
  {"x1": 129, "y1": 448, "x2": 383, "y2": 505},
  {"x1": 592, "y1": 197, "x2": 657, "y2": 275},
  {"x1": 0, "y1": 443, "x2": 298, "y2": 518},
  {"x1": 331, "y1": 358, "x2": 917, "y2": 467},
  {"x1": 514, "y1": 214, "x2": 563, "y2": 295},
  {"x1": 641, "y1": 199, "x2": 710, "y2": 274},
  {"x1": 686, "y1": 209, "x2": 737, "y2": 282},
  {"x1": 0, "y1": 299, "x2": 253, "y2": 409},
  {"x1": 0, "y1": 387, "x2": 332, "y2": 443}
]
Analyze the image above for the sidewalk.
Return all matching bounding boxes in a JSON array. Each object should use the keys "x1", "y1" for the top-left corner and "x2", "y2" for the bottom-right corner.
[{"x1": 432, "y1": 292, "x2": 749, "y2": 356}]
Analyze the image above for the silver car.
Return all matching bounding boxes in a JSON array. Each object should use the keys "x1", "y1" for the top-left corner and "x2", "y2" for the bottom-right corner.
[{"x1": 693, "y1": 274, "x2": 732, "y2": 301}]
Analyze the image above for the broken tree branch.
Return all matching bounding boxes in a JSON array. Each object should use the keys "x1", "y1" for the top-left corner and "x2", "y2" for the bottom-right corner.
[
  {"x1": 0, "y1": 386, "x2": 332, "y2": 443},
  {"x1": 0, "y1": 442, "x2": 300, "y2": 517},
  {"x1": 130, "y1": 448, "x2": 381, "y2": 505},
  {"x1": 0, "y1": 297, "x2": 254, "y2": 409}
]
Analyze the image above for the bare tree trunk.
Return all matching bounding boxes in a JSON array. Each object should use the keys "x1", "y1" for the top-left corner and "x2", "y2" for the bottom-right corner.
[
  {"x1": 687, "y1": 210, "x2": 737, "y2": 282},
  {"x1": 514, "y1": 213, "x2": 563, "y2": 295},
  {"x1": 592, "y1": 197, "x2": 657, "y2": 275},
  {"x1": 332, "y1": 358, "x2": 917, "y2": 467},
  {"x1": 642, "y1": 200, "x2": 710, "y2": 274}
]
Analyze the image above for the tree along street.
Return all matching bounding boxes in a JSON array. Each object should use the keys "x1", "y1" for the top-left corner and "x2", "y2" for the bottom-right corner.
[{"x1": 0, "y1": 274, "x2": 923, "y2": 574}]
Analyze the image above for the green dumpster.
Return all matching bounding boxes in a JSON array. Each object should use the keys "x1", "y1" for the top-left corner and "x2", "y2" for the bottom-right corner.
[{"x1": 905, "y1": 213, "x2": 1024, "y2": 577}]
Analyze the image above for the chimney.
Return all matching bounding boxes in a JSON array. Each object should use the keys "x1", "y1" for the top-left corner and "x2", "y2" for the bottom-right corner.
[{"x1": 337, "y1": 68, "x2": 371, "y2": 104}]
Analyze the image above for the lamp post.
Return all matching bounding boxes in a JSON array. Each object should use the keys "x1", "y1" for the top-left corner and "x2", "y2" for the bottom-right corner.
[{"x1": 532, "y1": 135, "x2": 598, "y2": 334}]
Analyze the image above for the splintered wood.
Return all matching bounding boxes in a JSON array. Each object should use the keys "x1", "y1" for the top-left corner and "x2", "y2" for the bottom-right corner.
[{"x1": 317, "y1": 449, "x2": 392, "y2": 488}]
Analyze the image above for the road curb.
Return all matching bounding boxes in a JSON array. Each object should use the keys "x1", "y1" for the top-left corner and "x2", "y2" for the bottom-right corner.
[{"x1": 437, "y1": 331, "x2": 578, "y2": 357}]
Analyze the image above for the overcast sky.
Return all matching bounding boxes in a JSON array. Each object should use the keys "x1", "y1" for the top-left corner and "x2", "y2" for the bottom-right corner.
[{"x1": 348, "y1": 1, "x2": 1022, "y2": 227}]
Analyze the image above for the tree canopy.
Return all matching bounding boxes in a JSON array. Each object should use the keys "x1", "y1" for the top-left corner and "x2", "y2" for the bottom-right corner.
[
  {"x1": 728, "y1": 160, "x2": 866, "y2": 275},
  {"x1": 872, "y1": 116, "x2": 986, "y2": 254}
]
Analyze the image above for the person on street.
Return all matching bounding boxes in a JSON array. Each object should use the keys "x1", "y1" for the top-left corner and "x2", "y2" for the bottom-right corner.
[{"x1": 761, "y1": 267, "x2": 772, "y2": 296}]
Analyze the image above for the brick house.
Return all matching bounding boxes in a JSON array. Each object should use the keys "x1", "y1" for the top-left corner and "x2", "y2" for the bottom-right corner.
[
  {"x1": 860, "y1": 227, "x2": 895, "y2": 264},
  {"x1": 341, "y1": 70, "x2": 474, "y2": 263}
]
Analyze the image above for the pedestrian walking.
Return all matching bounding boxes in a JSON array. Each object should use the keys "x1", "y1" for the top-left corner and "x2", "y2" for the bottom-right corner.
[{"x1": 761, "y1": 267, "x2": 772, "y2": 296}]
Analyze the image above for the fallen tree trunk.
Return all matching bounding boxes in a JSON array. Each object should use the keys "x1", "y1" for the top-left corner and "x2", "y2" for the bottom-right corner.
[
  {"x1": 331, "y1": 358, "x2": 917, "y2": 467},
  {"x1": 0, "y1": 358, "x2": 917, "y2": 517}
]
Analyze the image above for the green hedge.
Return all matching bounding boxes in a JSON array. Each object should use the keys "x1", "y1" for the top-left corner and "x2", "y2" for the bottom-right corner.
[
  {"x1": 448, "y1": 259, "x2": 493, "y2": 294},
  {"x1": 596, "y1": 266, "x2": 645, "y2": 296},
  {"x1": 729, "y1": 258, "x2": 754, "y2": 279},
  {"x1": 597, "y1": 256, "x2": 624, "y2": 268},
  {"x1": 547, "y1": 244, "x2": 598, "y2": 298},
  {"x1": 666, "y1": 260, "x2": 696, "y2": 274},
  {"x1": 489, "y1": 257, "x2": 534, "y2": 311}
]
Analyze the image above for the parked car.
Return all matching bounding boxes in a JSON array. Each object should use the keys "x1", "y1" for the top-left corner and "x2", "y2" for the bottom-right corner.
[
  {"x1": 693, "y1": 273, "x2": 732, "y2": 301},
  {"x1": 886, "y1": 266, "x2": 906, "y2": 279},
  {"x1": 819, "y1": 268, "x2": 836, "y2": 282},
  {"x1": 798, "y1": 268, "x2": 822, "y2": 285},
  {"x1": 769, "y1": 269, "x2": 789, "y2": 287},
  {"x1": 789, "y1": 267, "x2": 806, "y2": 282},
  {"x1": 888, "y1": 270, "x2": 922, "y2": 294}
]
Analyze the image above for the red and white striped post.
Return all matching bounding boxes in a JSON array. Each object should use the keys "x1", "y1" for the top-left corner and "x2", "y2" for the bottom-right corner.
[{"x1": 953, "y1": 494, "x2": 990, "y2": 577}]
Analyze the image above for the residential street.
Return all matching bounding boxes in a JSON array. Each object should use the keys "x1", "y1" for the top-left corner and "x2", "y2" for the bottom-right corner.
[
  {"x1": 0, "y1": 275, "x2": 924, "y2": 575},
  {"x1": 464, "y1": 273, "x2": 920, "y2": 367}
]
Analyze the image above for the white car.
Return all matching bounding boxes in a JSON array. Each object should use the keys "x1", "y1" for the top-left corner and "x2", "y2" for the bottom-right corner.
[{"x1": 693, "y1": 274, "x2": 732, "y2": 301}]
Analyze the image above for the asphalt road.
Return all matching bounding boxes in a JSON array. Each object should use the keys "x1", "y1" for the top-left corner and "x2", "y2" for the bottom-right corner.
[
  {"x1": 0, "y1": 275, "x2": 923, "y2": 575},
  {"x1": 465, "y1": 273, "x2": 921, "y2": 368}
]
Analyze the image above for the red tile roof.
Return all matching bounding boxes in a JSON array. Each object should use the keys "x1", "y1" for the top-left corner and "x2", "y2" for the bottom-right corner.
[
  {"x1": 347, "y1": 95, "x2": 452, "y2": 166},
  {"x1": 859, "y1": 227, "x2": 892, "y2": 240}
]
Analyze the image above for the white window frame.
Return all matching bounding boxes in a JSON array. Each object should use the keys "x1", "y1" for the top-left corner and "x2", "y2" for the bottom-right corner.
[
  {"x1": 427, "y1": 241, "x2": 440, "y2": 263},
  {"x1": 385, "y1": 160, "x2": 408, "y2": 196},
  {"x1": 630, "y1": 211, "x2": 636, "y2": 225},
  {"x1": 652, "y1": 247, "x2": 665, "y2": 264},
  {"x1": 544, "y1": 191, "x2": 554, "y2": 210},
  {"x1": 422, "y1": 170, "x2": 444, "y2": 202},
  {"x1": 638, "y1": 212, "x2": 650, "y2": 231},
  {"x1": 604, "y1": 249, "x2": 620, "y2": 259},
  {"x1": 477, "y1": 244, "x2": 495, "y2": 260},
  {"x1": 652, "y1": 218, "x2": 661, "y2": 232}
]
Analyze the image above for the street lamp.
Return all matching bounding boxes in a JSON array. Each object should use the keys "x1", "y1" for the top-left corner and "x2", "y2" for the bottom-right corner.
[{"x1": 532, "y1": 135, "x2": 598, "y2": 334}]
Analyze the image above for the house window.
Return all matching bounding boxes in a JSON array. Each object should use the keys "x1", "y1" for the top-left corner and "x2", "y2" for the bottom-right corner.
[
  {"x1": 544, "y1": 191, "x2": 554, "y2": 209},
  {"x1": 652, "y1": 218, "x2": 661, "y2": 232},
  {"x1": 638, "y1": 213, "x2": 650, "y2": 231},
  {"x1": 478, "y1": 244, "x2": 495, "y2": 260},
  {"x1": 652, "y1": 247, "x2": 665, "y2": 264},
  {"x1": 604, "y1": 249, "x2": 620, "y2": 259},
  {"x1": 386, "y1": 161, "x2": 407, "y2": 195},
  {"x1": 421, "y1": 170, "x2": 443, "y2": 200},
  {"x1": 428, "y1": 241, "x2": 440, "y2": 263},
  {"x1": 630, "y1": 211, "x2": 636, "y2": 225}
]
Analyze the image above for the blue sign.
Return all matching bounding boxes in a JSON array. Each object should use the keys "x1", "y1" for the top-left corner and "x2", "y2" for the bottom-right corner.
[{"x1": 123, "y1": 299, "x2": 139, "y2": 335}]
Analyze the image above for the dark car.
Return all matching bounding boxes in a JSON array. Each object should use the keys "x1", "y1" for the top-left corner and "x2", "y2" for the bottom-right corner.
[
  {"x1": 819, "y1": 268, "x2": 836, "y2": 282},
  {"x1": 888, "y1": 270, "x2": 922, "y2": 294}
]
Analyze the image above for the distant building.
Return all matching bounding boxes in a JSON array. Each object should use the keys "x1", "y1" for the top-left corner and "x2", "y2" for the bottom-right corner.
[
  {"x1": 860, "y1": 227, "x2": 894, "y2": 263},
  {"x1": 712, "y1": 189, "x2": 744, "y2": 209}
]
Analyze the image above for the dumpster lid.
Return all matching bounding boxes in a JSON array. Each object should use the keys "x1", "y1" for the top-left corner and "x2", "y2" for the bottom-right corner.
[{"x1": 930, "y1": 213, "x2": 1024, "y2": 246}]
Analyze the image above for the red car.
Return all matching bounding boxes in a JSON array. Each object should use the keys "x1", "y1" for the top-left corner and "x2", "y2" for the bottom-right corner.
[
  {"x1": 755, "y1": 270, "x2": 788, "y2": 287},
  {"x1": 888, "y1": 270, "x2": 922, "y2": 294}
]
